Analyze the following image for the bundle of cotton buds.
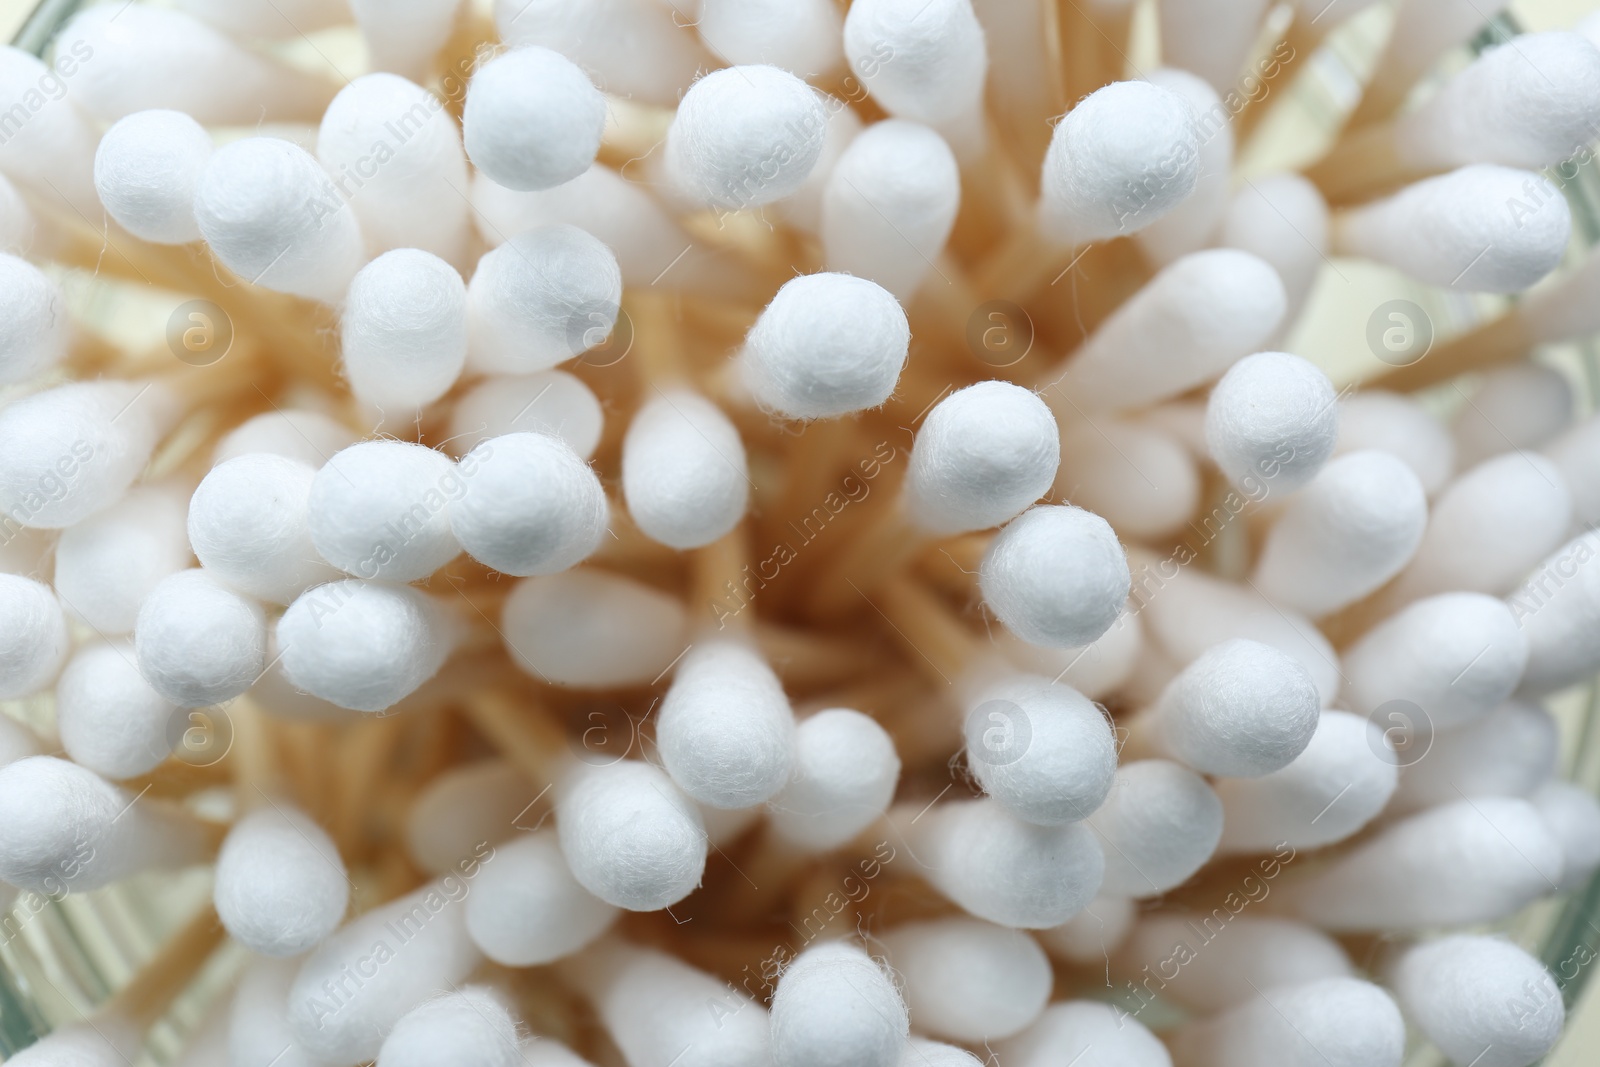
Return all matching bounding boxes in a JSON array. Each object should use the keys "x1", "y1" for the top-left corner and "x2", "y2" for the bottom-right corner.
[{"x1": 5, "y1": 0, "x2": 1600, "y2": 1064}]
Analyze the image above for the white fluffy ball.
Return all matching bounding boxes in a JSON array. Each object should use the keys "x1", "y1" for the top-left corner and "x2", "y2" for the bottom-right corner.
[
  {"x1": 464, "y1": 46, "x2": 605, "y2": 192},
  {"x1": 189, "y1": 453, "x2": 338, "y2": 604},
  {"x1": 134, "y1": 568, "x2": 265, "y2": 706},
  {"x1": 451, "y1": 432, "x2": 607, "y2": 576},
  {"x1": 742, "y1": 272, "x2": 910, "y2": 419},
  {"x1": 980, "y1": 505, "x2": 1129, "y2": 648}
]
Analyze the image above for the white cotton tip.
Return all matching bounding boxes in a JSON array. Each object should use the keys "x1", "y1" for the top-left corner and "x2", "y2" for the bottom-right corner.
[
  {"x1": 349, "y1": 0, "x2": 460, "y2": 80},
  {"x1": 1138, "y1": 565, "x2": 1342, "y2": 706},
  {"x1": 658, "y1": 640, "x2": 796, "y2": 809},
  {"x1": 189, "y1": 454, "x2": 338, "y2": 604},
  {"x1": 135, "y1": 568, "x2": 265, "y2": 706},
  {"x1": 562, "y1": 941, "x2": 771, "y2": 1067},
  {"x1": 0, "y1": 47, "x2": 99, "y2": 217},
  {"x1": 1173, "y1": 978, "x2": 1405, "y2": 1067},
  {"x1": 770, "y1": 708, "x2": 900, "y2": 850},
  {"x1": 0, "y1": 380, "x2": 174, "y2": 529},
  {"x1": 556, "y1": 760, "x2": 707, "y2": 910},
  {"x1": 494, "y1": 0, "x2": 711, "y2": 107},
  {"x1": 58, "y1": 5, "x2": 334, "y2": 124},
  {"x1": 1050, "y1": 249, "x2": 1287, "y2": 413},
  {"x1": 521, "y1": 1039, "x2": 594, "y2": 1067},
  {"x1": 465, "y1": 829, "x2": 617, "y2": 966},
  {"x1": 0, "y1": 756, "x2": 211, "y2": 892},
  {"x1": 1453, "y1": 364, "x2": 1575, "y2": 469},
  {"x1": 741, "y1": 272, "x2": 910, "y2": 419},
  {"x1": 464, "y1": 48, "x2": 604, "y2": 194},
  {"x1": 308, "y1": 440, "x2": 461, "y2": 581},
  {"x1": 771, "y1": 941, "x2": 908, "y2": 1067},
  {"x1": 0, "y1": 254, "x2": 66, "y2": 386},
  {"x1": 880, "y1": 918, "x2": 1050, "y2": 1042},
  {"x1": 1390, "y1": 700, "x2": 1557, "y2": 816},
  {"x1": 451, "y1": 432, "x2": 607, "y2": 576},
  {"x1": 317, "y1": 73, "x2": 470, "y2": 264},
  {"x1": 1532, "y1": 780, "x2": 1600, "y2": 892},
  {"x1": 214, "y1": 409, "x2": 357, "y2": 468},
  {"x1": 961, "y1": 675, "x2": 1118, "y2": 825},
  {"x1": 0, "y1": 574, "x2": 66, "y2": 700},
  {"x1": 1214, "y1": 710, "x2": 1398, "y2": 852},
  {"x1": 1137, "y1": 68, "x2": 1234, "y2": 265},
  {"x1": 1546, "y1": 414, "x2": 1600, "y2": 527},
  {"x1": 55, "y1": 641, "x2": 175, "y2": 779},
  {"x1": 980, "y1": 505, "x2": 1130, "y2": 649},
  {"x1": 377, "y1": 987, "x2": 522, "y2": 1067},
  {"x1": 1253, "y1": 450, "x2": 1428, "y2": 617},
  {"x1": 698, "y1": 0, "x2": 842, "y2": 76},
  {"x1": 1036, "y1": 895, "x2": 1137, "y2": 964},
  {"x1": 997, "y1": 1002, "x2": 1171, "y2": 1067},
  {"x1": 92, "y1": 110, "x2": 210, "y2": 244},
  {"x1": 55, "y1": 484, "x2": 190, "y2": 634},
  {"x1": 1391, "y1": 936, "x2": 1563, "y2": 1067},
  {"x1": 342, "y1": 249, "x2": 468, "y2": 411},
  {"x1": 501, "y1": 569, "x2": 686, "y2": 687},
  {"x1": 1395, "y1": 452, "x2": 1572, "y2": 600},
  {"x1": 1041, "y1": 80, "x2": 1201, "y2": 245},
  {"x1": 448, "y1": 371, "x2": 602, "y2": 459},
  {"x1": 901, "y1": 1039, "x2": 983, "y2": 1067},
  {"x1": 215, "y1": 805, "x2": 348, "y2": 956},
  {"x1": 229, "y1": 956, "x2": 325, "y2": 1067},
  {"x1": 1283, "y1": 797, "x2": 1563, "y2": 930},
  {"x1": 278, "y1": 580, "x2": 453, "y2": 711},
  {"x1": 1146, "y1": 639, "x2": 1321, "y2": 777},
  {"x1": 1204, "y1": 352, "x2": 1338, "y2": 494},
  {"x1": 466, "y1": 224, "x2": 622, "y2": 374},
  {"x1": 906, "y1": 798, "x2": 1105, "y2": 927},
  {"x1": 1333, "y1": 165, "x2": 1569, "y2": 293},
  {"x1": 286, "y1": 878, "x2": 484, "y2": 1063},
  {"x1": 665, "y1": 65, "x2": 826, "y2": 209},
  {"x1": 622, "y1": 390, "x2": 748, "y2": 550},
  {"x1": 1055, "y1": 418, "x2": 1200, "y2": 541},
  {"x1": 844, "y1": 0, "x2": 987, "y2": 127},
  {"x1": 176, "y1": 0, "x2": 349, "y2": 40},
  {"x1": 1333, "y1": 391, "x2": 1455, "y2": 496},
  {"x1": 1086, "y1": 759, "x2": 1223, "y2": 898},
  {"x1": 0, "y1": 172, "x2": 36, "y2": 253},
  {"x1": 997, "y1": 605, "x2": 1143, "y2": 701},
  {"x1": 1342, "y1": 593, "x2": 1527, "y2": 728},
  {"x1": 1218, "y1": 174, "x2": 1329, "y2": 325},
  {"x1": 194, "y1": 137, "x2": 363, "y2": 302},
  {"x1": 7, "y1": 1024, "x2": 140, "y2": 1067},
  {"x1": 406, "y1": 760, "x2": 536, "y2": 875},
  {"x1": 905, "y1": 382, "x2": 1059, "y2": 535},
  {"x1": 1511, "y1": 531, "x2": 1600, "y2": 696},
  {"x1": 821, "y1": 119, "x2": 960, "y2": 300},
  {"x1": 1118, "y1": 914, "x2": 1352, "y2": 1014},
  {"x1": 1398, "y1": 32, "x2": 1600, "y2": 171}
]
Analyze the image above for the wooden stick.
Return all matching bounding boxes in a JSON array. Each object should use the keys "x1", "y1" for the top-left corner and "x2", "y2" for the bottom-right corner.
[
  {"x1": 1361, "y1": 311, "x2": 1533, "y2": 392},
  {"x1": 1057, "y1": 0, "x2": 1132, "y2": 106},
  {"x1": 754, "y1": 622, "x2": 885, "y2": 690},
  {"x1": 871, "y1": 577, "x2": 980, "y2": 686},
  {"x1": 1303, "y1": 121, "x2": 1416, "y2": 206},
  {"x1": 459, "y1": 690, "x2": 571, "y2": 789},
  {"x1": 805, "y1": 497, "x2": 922, "y2": 619},
  {"x1": 107, "y1": 904, "x2": 227, "y2": 1028},
  {"x1": 334, "y1": 712, "x2": 409, "y2": 857},
  {"x1": 1232, "y1": 15, "x2": 1320, "y2": 145},
  {"x1": 693, "y1": 522, "x2": 753, "y2": 633}
]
